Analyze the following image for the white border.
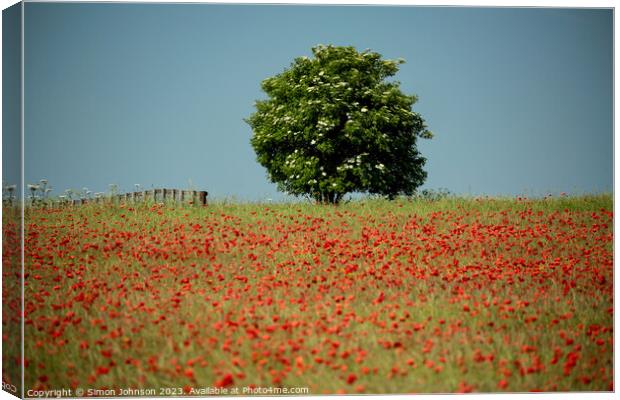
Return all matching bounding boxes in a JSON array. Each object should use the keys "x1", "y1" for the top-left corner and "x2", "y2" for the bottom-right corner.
[{"x1": 0, "y1": 2, "x2": 616, "y2": 400}]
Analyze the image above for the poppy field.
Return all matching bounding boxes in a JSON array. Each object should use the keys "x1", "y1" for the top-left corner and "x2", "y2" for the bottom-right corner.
[{"x1": 4, "y1": 194, "x2": 614, "y2": 394}]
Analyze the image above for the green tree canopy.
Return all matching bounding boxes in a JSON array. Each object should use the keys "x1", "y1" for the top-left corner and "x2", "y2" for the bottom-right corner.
[{"x1": 246, "y1": 44, "x2": 432, "y2": 204}]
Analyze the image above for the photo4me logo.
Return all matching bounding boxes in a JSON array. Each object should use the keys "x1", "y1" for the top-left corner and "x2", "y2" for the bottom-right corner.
[{"x1": 185, "y1": 386, "x2": 309, "y2": 395}]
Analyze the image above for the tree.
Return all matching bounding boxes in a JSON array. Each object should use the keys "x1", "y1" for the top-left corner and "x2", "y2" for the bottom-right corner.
[{"x1": 245, "y1": 44, "x2": 433, "y2": 204}]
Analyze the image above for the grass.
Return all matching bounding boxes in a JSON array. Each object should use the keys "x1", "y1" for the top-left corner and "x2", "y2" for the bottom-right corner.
[{"x1": 4, "y1": 193, "x2": 613, "y2": 394}]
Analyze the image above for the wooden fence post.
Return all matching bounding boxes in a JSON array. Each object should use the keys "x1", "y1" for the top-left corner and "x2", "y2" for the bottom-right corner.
[
  {"x1": 198, "y1": 191, "x2": 208, "y2": 206},
  {"x1": 181, "y1": 190, "x2": 192, "y2": 204}
]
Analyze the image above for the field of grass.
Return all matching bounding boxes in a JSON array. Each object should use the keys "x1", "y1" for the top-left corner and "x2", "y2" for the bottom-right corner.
[{"x1": 4, "y1": 194, "x2": 613, "y2": 394}]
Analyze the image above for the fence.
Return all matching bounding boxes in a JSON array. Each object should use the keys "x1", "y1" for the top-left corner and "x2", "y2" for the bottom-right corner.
[{"x1": 26, "y1": 189, "x2": 208, "y2": 207}]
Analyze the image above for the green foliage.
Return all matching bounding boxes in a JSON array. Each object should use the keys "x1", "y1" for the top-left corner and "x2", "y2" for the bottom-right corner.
[{"x1": 245, "y1": 45, "x2": 432, "y2": 203}]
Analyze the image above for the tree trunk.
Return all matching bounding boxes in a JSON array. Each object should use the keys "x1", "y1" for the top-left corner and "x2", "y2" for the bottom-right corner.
[{"x1": 313, "y1": 191, "x2": 342, "y2": 205}]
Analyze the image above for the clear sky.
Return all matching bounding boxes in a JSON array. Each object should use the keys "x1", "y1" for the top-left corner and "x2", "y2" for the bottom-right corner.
[{"x1": 12, "y1": 3, "x2": 613, "y2": 200}]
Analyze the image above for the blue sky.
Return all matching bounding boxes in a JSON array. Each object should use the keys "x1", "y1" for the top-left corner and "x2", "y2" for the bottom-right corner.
[{"x1": 7, "y1": 3, "x2": 613, "y2": 200}]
